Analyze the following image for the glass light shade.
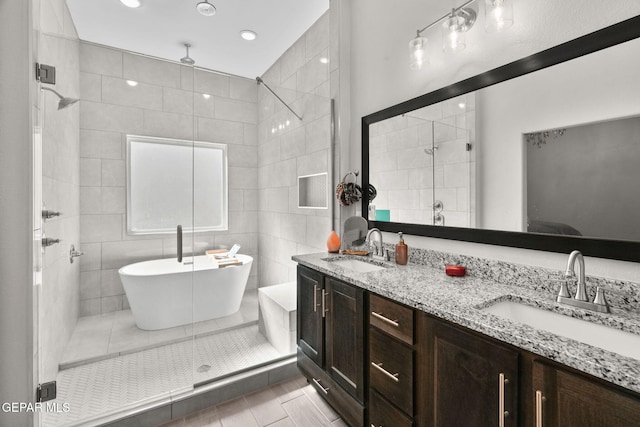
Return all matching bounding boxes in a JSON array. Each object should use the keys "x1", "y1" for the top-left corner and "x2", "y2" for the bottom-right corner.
[
  {"x1": 485, "y1": 0, "x2": 513, "y2": 32},
  {"x1": 409, "y1": 36, "x2": 427, "y2": 70},
  {"x1": 442, "y1": 16, "x2": 466, "y2": 53}
]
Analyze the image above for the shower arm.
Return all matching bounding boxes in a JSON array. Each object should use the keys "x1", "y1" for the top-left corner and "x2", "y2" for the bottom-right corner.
[{"x1": 255, "y1": 77, "x2": 303, "y2": 121}]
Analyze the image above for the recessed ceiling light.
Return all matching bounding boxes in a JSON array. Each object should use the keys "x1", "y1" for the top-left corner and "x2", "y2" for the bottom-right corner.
[
  {"x1": 319, "y1": 57, "x2": 328, "y2": 64},
  {"x1": 240, "y1": 30, "x2": 257, "y2": 41},
  {"x1": 120, "y1": 0, "x2": 141, "y2": 8},
  {"x1": 458, "y1": 102, "x2": 466, "y2": 109},
  {"x1": 202, "y1": 93, "x2": 211, "y2": 99},
  {"x1": 126, "y1": 80, "x2": 138, "y2": 86},
  {"x1": 196, "y1": 0, "x2": 216, "y2": 16}
]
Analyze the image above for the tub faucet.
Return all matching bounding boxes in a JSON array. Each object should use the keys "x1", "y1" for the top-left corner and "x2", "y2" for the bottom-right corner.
[
  {"x1": 556, "y1": 250, "x2": 610, "y2": 313},
  {"x1": 366, "y1": 228, "x2": 389, "y2": 261}
]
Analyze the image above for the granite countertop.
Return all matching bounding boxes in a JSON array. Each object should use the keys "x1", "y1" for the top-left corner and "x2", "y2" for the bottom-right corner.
[{"x1": 292, "y1": 252, "x2": 640, "y2": 395}]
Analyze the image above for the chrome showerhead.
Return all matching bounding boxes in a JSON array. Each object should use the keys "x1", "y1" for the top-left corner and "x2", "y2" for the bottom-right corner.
[
  {"x1": 196, "y1": 0, "x2": 216, "y2": 16},
  {"x1": 180, "y1": 43, "x2": 195, "y2": 65},
  {"x1": 41, "y1": 86, "x2": 79, "y2": 110}
]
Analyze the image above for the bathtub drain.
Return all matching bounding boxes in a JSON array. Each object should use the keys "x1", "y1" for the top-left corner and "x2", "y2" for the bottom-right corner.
[{"x1": 197, "y1": 364, "x2": 211, "y2": 373}]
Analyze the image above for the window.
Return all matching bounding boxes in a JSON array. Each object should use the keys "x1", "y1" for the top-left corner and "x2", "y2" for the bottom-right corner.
[{"x1": 126, "y1": 135, "x2": 228, "y2": 235}]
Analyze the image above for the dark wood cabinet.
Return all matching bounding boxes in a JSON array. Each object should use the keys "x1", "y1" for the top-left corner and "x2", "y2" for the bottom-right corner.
[
  {"x1": 297, "y1": 266, "x2": 324, "y2": 367},
  {"x1": 368, "y1": 294, "x2": 417, "y2": 427},
  {"x1": 533, "y1": 360, "x2": 640, "y2": 427},
  {"x1": 325, "y1": 276, "x2": 365, "y2": 402},
  {"x1": 369, "y1": 389, "x2": 413, "y2": 427},
  {"x1": 296, "y1": 265, "x2": 365, "y2": 426},
  {"x1": 420, "y1": 314, "x2": 519, "y2": 427}
]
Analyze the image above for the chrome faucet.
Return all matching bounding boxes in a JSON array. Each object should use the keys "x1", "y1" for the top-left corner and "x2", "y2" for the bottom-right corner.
[
  {"x1": 556, "y1": 250, "x2": 609, "y2": 313},
  {"x1": 565, "y1": 250, "x2": 588, "y2": 301},
  {"x1": 366, "y1": 228, "x2": 389, "y2": 261}
]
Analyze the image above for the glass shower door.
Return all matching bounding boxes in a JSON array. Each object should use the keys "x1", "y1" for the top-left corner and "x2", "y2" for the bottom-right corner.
[{"x1": 35, "y1": 39, "x2": 199, "y2": 423}]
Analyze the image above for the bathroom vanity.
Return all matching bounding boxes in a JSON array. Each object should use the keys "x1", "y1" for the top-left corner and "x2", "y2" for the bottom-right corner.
[{"x1": 294, "y1": 253, "x2": 640, "y2": 426}]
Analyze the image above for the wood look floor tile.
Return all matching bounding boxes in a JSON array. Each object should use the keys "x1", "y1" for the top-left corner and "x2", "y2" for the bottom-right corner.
[{"x1": 155, "y1": 376, "x2": 344, "y2": 427}]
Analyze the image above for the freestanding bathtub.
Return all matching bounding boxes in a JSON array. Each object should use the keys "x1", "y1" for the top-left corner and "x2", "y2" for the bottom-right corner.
[{"x1": 118, "y1": 254, "x2": 252, "y2": 330}]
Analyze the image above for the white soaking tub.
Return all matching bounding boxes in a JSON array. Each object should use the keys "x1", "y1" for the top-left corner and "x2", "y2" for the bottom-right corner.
[{"x1": 119, "y1": 254, "x2": 252, "y2": 330}]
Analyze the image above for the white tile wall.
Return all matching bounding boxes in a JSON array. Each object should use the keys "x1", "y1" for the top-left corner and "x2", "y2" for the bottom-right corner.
[{"x1": 38, "y1": 0, "x2": 81, "y2": 383}]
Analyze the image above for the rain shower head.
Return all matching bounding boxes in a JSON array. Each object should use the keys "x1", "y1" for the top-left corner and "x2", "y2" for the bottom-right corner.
[
  {"x1": 41, "y1": 86, "x2": 79, "y2": 110},
  {"x1": 180, "y1": 43, "x2": 195, "y2": 65}
]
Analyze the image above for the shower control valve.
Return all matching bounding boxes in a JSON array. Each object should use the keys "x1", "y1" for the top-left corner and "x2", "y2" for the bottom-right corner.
[
  {"x1": 42, "y1": 209, "x2": 62, "y2": 220},
  {"x1": 69, "y1": 244, "x2": 84, "y2": 264},
  {"x1": 42, "y1": 237, "x2": 60, "y2": 247}
]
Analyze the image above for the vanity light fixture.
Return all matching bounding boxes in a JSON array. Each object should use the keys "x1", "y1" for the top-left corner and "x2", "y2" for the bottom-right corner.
[
  {"x1": 240, "y1": 30, "x2": 257, "y2": 41},
  {"x1": 410, "y1": 0, "x2": 514, "y2": 69},
  {"x1": 409, "y1": 35, "x2": 427, "y2": 70},
  {"x1": 120, "y1": 0, "x2": 141, "y2": 8},
  {"x1": 442, "y1": 7, "x2": 476, "y2": 52},
  {"x1": 485, "y1": 0, "x2": 513, "y2": 32}
]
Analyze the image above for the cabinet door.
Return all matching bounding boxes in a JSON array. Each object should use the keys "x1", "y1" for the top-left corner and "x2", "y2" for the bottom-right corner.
[
  {"x1": 325, "y1": 277, "x2": 365, "y2": 403},
  {"x1": 533, "y1": 361, "x2": 640, "y2": 427},
  {"x1": 428, "y1": 319, "x2": 519, "y2": 427},
  {"x1": 297, "y1": 266, "x2": 324, "y2": 367}
]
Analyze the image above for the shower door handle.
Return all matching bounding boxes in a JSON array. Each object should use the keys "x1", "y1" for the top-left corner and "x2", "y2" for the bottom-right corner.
[{"x1": 177, "y1": 225, "x2": 183, "y2": 263}]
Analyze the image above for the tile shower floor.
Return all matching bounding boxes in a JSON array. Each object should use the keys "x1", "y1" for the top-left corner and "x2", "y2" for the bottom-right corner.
[
  {"x1": 61, "y1": 291, "x2": 259, "y2": 368},
  {"x1": 44, "y1": 324, "x2": 288, "y2": 426},
  {"x1": 42, "y1": 291, "x2": 293, "y2": 426}
]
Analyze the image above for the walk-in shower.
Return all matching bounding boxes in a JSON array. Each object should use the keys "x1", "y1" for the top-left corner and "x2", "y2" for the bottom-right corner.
[{"x1": 34, "y1": 0, "x2": 333, "y2": 424}]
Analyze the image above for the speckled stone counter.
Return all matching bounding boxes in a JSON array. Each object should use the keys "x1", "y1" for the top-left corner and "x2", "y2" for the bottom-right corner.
[{"x1": 292, "y1": 251, "x2": 640, "y2": 395}]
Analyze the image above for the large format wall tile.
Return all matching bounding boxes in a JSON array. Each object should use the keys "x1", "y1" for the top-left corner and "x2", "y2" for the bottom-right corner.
[
  {"x1": 123, "y1": 53, "x2": 181, "y2": 88},
  {"x1": 79, "y1": 43, "x2": 259, "y2": 315},
  {"x1": 80, "y1": 43, "x2": 123, "y2": 78}
]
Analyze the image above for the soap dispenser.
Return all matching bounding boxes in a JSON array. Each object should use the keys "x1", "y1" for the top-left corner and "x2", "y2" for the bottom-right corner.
[{"x1": 395, "y1": 232, "x2": 408, "y2": 265}]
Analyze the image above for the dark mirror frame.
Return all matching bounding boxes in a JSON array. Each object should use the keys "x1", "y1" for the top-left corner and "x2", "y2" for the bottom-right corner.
[{"x1": 361, "y1": 15, "x2": 640, "y2": 263}]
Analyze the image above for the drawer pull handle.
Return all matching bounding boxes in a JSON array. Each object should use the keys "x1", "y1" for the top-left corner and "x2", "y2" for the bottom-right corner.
[
  {"x1": 371, "y1": 361, "x2": 399, "y2": 382},
  {"x1": 535, "y1": 390, "x2": 546, "y2": 427},
  {"x1": 499, "y1": 373, "x2": 510, "y2": 427},
  {"x1": 313, "y1": 284, "x2": 319, "y2": 312},
  {"x1": 322, "y1": 289, "x2": 328, "y2": 318},
  {"x1": 312, "y1": 378, "x2": 329, "y2": 394},
  {"x1": 371, "y1": 311, "x2": 399, "y2": 327}
]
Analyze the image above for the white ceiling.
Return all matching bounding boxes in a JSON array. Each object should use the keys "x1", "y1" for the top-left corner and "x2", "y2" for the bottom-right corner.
[{"x1": 66, "y1": 0, "x2": 330, "y2": 79}]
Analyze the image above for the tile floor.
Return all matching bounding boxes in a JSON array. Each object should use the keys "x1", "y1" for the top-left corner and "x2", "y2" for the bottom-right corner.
[
  {"x1": 61, "y1": 291, "x2": 259, "y2": 368},
  {"x1": 44, "y1": 324, "x2": 291, "y2": 426},
  {"x1": 156, "y1": 375, "x2": 347, "y2": 427}
]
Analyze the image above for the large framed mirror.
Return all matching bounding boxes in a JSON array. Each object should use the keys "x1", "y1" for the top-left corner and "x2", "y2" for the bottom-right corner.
[{"x1": 362, "y1": 15, "x2": 640, "y2": 262}]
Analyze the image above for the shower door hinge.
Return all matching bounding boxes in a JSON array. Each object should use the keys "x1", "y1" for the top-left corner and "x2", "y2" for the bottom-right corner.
[
  {"x1": 35, "y1": 63, "x2": 56, "y2": 85},
  {"x1": 37, "y1": 381, "x2": 57, "y2": 402},
  {"x1": 466, "y1": 143, "x2": 472, "y2": 151}
]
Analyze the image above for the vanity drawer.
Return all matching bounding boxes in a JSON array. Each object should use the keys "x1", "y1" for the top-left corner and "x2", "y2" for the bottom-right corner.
[
  {"x1": 370, "y1": 293, "x2": 414, "y2": 345},
  {"x1": 369, "y1": 327, "x2": 414, "y2": 415},
  {"x1": 369, "y1": 389, "x2": 413, "y2": 427}
]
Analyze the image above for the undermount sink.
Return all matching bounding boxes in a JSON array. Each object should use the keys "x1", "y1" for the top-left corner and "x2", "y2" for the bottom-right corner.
[
  {"x1": 330, "y1": 258, "x2": 387, "y2": 273},
  {"x1": 482, "y1": 300, "x2": 640, "y2": 361}
]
